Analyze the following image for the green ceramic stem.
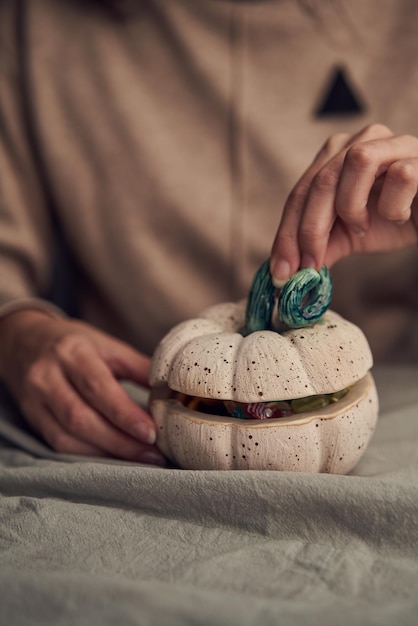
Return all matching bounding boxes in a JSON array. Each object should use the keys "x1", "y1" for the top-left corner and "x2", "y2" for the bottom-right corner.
[
  {"x1": 244, "y1": 260, "x2": 332, "y2": 334},
  {"x1": 278, "y1": 266, "x2": 332, "y2": 328},
  {"x1": 244, "y1": 259, "x2": 276, "y2": 335}
]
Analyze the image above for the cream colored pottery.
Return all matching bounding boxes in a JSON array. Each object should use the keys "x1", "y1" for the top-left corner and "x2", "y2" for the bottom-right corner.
[
  {"x1": 149, "y1": 373, "x2": 378, "y2": 472},
  {"x1": 149, "y1": 301, "x2": 379, "y2": 473}
]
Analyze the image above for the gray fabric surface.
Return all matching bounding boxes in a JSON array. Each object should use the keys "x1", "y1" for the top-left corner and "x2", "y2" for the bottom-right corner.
[{"x1": 0, "y1": 366, "x2": 417, "y2": 625}]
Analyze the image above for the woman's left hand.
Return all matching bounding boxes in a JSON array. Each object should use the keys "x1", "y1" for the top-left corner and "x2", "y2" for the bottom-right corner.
[{"x1": 270, "y1": 124, "x2": 418, "y2": 284}]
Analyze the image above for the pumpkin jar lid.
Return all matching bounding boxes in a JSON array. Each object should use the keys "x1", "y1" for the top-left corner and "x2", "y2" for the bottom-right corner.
[{"x1": 150, "y1": 263, "x2": 373, "y2": 404}]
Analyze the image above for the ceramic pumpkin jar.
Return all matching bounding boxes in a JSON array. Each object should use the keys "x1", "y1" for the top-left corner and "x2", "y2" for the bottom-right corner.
[{"x1": 149, "y1": 261, "x2": 378, "y2": 473}]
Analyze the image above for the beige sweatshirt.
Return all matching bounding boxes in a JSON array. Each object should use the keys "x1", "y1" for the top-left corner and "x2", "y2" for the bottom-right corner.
[{"x1": 0, "y1": 0, "x2": 418, "y2": 361}]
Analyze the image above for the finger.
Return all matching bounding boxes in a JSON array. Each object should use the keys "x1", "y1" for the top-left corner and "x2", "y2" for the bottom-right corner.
[
  {"x1": 280, "y1": 124, "x2": 394, "y2": 272},
  {"x1": 297, "y1": 155, "x2": 346, "y2": 270},
  {"x1": 296, "y1": 125, "x2": 396, "y2": 269},
  {"x1": 270, "y1": 177, "x2": 312, "y2": 284},
  {"x1": 336, "y1": 134, "x2": 418, "y2": 230},
  {"x1": 324, "y1": 176, "x2": 418, "y2": 267},
  {"x1": 323, "y1": 220, "x2": 353, "y2": 268},
  {"x1": 98, "y1": 336, "x2": 152, "y2": 388},
  {"x1": 23, "y1": 402, "x2": 107, "y2": 457},
  {"x1": 23, "y1": 360, "x2": 165, "y2": 463},
  {"x1": 271, "y1": 132, "x2": 351, "y2": 284},
  {"x1": 376, "y1": 157, "x2": 418, "y2": 223},
  {"x1": 60, "y1": 341, "x2": 157, "y2": 445},
  {"x1": 44, "y1": 365, "x2": 165, "y2": 464}
]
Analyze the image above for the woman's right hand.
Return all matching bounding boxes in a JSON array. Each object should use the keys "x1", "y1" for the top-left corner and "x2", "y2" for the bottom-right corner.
[
  {"x1": 270, "y1": 124, "x2": 418, "y2": 284},
  {"x1": 0, "y1": 309, "x2": 166, "y2": 465}
]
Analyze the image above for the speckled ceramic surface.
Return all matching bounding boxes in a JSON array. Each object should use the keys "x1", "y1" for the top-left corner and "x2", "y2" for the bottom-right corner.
[
  {"x1": 149, "y1": 297, "x2": 379, "y2": 473},
  {"x1": 150, "y1": 302, "x2": 373, "y2": 403},
  {"x1": 149, "y1": 373, "x2": 378, "y2": 472}
]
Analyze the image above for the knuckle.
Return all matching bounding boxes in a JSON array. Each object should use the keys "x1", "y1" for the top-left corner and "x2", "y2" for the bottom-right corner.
[
  {"x1": 398, "y1": 133, "x2": 417, "y2": 145},
  {"x1": 52, "y1": 333, "x2": 84, "y2": 359},
  {"x1": 77, "y1": 375, "x2": 102, "y2": 400},
  {"x1": 275, "y1": 231, "x2": 296, "y2": 250},
  {"x1": 312, "y1": 166, "x2": 339, "y2": 193},
  {"x1": 337, "y1": 207, "x2": 367, "y2": 225},
  {"x1": 286, "y1": 181, "x2": 310, "y2": 208},
  {"x1": 361, "y1": 123, "x2": 392, "y2": 138},
  {"x1": 299, "y1": 224, "x2": 324, "y2": 245},
  {"x1": 25, "y1": 362, "x2": 48, "y2": 394},
  {"x1": 387, "y1": 161, "x2": 417, "y2": 186},
  {"x1": 344, "y1": 144, "x2": 376, "y2": 171},
  {"x1": 378, "y1": 205, "x2": 410, "y2": 222},
  {"x1": 64, "y1": 403, "x2": 89, "y2": 434}
]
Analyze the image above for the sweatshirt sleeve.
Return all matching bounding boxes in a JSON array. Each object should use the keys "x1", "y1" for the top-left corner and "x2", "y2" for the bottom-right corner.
[{"x1": 0, "y1": 1, "x2": 64, "y2": 321}]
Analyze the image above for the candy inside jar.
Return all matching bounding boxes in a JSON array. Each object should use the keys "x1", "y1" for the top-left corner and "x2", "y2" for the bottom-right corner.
[
  {"x1": 224, "y1": 400, "x2": 293, "y2": 420},
  {"x1": 171, "y1": 386, "x2": 352, "y2": 420}
]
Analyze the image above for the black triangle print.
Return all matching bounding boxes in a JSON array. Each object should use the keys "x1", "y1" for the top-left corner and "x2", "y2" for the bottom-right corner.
[{"x1": 314, "y1": 66, "x2": 365, "y2": 117}]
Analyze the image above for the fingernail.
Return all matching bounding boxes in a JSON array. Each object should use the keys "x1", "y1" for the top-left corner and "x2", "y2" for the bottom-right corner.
[
  {"x1": 271, "y1": 259, "x2": 291, "y2": 287},
  {"x1": 140, "y1": 450, "x2": 167, "y2": 467},
  {"x1": 133, "y1": 423, "x2": 156, "y2": 445},
  {"x1": 300, "y1": 254, "x2": 316, "y2": 269}
]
